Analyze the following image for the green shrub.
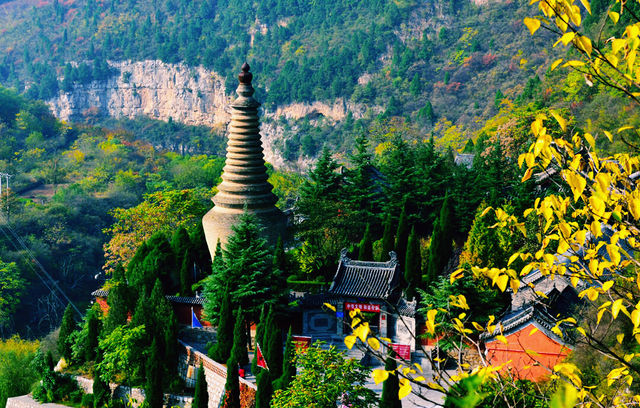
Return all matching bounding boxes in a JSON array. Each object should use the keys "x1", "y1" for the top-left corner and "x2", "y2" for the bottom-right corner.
[{"x1": 81, "y1": 393, "x2": 94, "y2": 408}]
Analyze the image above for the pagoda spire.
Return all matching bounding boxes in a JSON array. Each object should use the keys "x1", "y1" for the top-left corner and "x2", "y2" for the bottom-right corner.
[{"x1": 202, "y1": 63, "x2": 287, "y2": 255}]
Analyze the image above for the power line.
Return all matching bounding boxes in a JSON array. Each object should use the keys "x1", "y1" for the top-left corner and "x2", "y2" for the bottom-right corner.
[{"x1": 0, "y1": 215, "x2": 83, "y2": 318}]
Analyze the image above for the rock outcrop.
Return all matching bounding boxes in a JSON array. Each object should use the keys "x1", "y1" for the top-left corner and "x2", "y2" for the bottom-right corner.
[{"x1": 48, "y1": 60, "x2": 230, "y2": 127}]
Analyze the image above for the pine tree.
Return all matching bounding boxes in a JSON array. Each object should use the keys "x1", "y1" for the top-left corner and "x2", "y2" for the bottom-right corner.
[
  {"x1": 264, "y1": 307, "x2": 282, "y2": 381},
  {"x1": 209, "y1": 287, "x2": 234, "y2": 364},
  {"x1": 404, "y1": 226, "x2": 421, "y2": 301},
  {"x1": 84, "y1": 304, "x2": 102, "y2": 362},
  {"x1": 275, "y1": 326, "x2": 295, "y2": 391},
  {"x1": 224, "y1": 356, "x2": 240, "y2": 408},
  {"x1": 179, "y1": 250, "x2": 192, "y2": 296},
  {"x1": 251, "y1": 305, "x2": 267, "y2": 375},
  {"x1": 379, "y1": 352, "x2": 401, "y2": 408},
  {"x1": 379, "y1": 212, "x2": 395, "y2": 262},
  {"x1": 193, "y1": 362, "x2": 208, "y2": 408},
  {"x1": 255, "y1": 370, "x2": 273, "y2": 408},
  {"x1": 425, "y1": 194, "x2": 454, "y2": 285},
  {"x1": 358, "y1": 223, "x2": 373, "y2": 261},
  {"x1": 144, "y1": 339, "x2": 164, "y2": 408},
  {"x1": 395, "y1": 205, "x2": 409, "y2": 269},
  {"x1": 231, "y1": 307, "x2": 249, "y2": 366},
  {"x1": 93, "y1": 350, "x2": 110, "y2": 408},
  {"x1": 58, "y1": 304, "x2": 75, "y2": 361},
  {"x1": 103, "y1": 282, "x2": 130, "y2": 333}
]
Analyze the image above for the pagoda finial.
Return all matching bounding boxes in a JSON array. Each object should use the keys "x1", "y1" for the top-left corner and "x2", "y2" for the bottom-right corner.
[{"x1": 238, "y1": 62, "x2": 252, "y2": 85}]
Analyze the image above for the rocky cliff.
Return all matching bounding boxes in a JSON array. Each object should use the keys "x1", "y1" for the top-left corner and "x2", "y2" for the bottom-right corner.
[{"x1": 48, "y1": 60, "x2": 371, "y2": 169}]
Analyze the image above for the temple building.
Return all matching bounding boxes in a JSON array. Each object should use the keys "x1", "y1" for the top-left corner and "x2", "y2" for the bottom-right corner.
[{"x1": 202, "y1": 63, "x2": 287, "y2": 257}]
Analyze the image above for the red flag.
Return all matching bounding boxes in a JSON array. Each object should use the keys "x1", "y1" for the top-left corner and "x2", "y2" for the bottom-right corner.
[{"x1": 256, "y1": 342, "x2": 269, "y2": 370}]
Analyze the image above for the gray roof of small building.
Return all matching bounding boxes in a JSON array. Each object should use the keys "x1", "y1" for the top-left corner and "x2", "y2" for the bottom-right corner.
[
  {"x1": 328, "y1": 249, "x2": 401, "y2": 301},
  {"x1": 481, "y1": 305, "x2": 574, "y2": 346},
  {"x1": 91, "y1": 289, "x2": 204, "y2": 305}
]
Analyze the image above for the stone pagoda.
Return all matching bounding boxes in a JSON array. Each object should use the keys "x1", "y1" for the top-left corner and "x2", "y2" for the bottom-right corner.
[{"x1": 202, "y1": 63, "x2": 287, "y2": 256}]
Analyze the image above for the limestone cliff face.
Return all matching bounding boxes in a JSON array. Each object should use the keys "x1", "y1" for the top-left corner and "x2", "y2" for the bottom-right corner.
[
  {"x1": 48, "y1": 60, "x2": 231, "y2": 127},
  {"x1": 47, "y1": 59, "x2": 372, "y2": 169}
]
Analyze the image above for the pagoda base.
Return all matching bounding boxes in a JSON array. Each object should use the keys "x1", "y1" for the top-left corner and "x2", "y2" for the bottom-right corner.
[{"x1": 202, "y1": 206, "x2": 288, "y2": 258}]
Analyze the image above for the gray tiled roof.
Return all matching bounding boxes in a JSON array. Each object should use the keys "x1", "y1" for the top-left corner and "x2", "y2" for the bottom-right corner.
[
  {"x1": 92, "y1": 289, "x2": 204, "y2": 305},
  {"x1": 328, "y1": 249, "x2": 401, "y2": 301}
]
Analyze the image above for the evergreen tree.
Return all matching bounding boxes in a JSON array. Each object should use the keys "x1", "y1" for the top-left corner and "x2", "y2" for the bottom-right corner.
[
  {"x1": 144, "y1": 339, "x2": 164, "y2": 408},
  {"x1": 224, "y1": 356, "x2": 240, "y2": 408},
  {"x1": 404, "y1": 226, "x2": 421, "y2": 301},
  {"x1": 264, "y1": 306, "x2": 282, "y2": 381},
  {"x1": 179, "y1": 250, "x2": 192, "y2": 296},
  {"x1": 93, "y1": 351, "x2": 110, "y2": 408},
  {"x1": 111, "y1": 263, "x2": 126, "y2": 284},
  {"x1": 103, "y1": 282, "x2": 130, "y2": 333},
  {"x1": 204, "y1": 212, "x2": 285, "y2": 323},
  {"x1": 251, "y1": 305, "x2": 267, "y2": 375},
  {"x1": 425, "y1": 194, "x2": 454, "y2": 285},
  {"x1": 356, "y1": 223, "x2": 372, "y2": 261},
  {"x1": 190, "y1": 224, "x2": 213, "y2": 279},
  {"x1": 275, "y1": 326, "x2": 295, "y2": 391},
  {"x1": 394, "y1": 204, "x2": 409, "y2": 269},
  {"x1": 171, "y1": 226, "x2": 191, "y2": 264},
  {"x1": 379, "y1": 352, "x2": 401, "y2": 408},
  {"x1": 209, "y1": 287, "x2": 234, "y2": 364},
  {"x1": 273, "y1": 236, "x2": 286, "y2": 275},
  {"x1": 58, "y1": 304, "x2": 75, "y2": 361},
  {"x1": 84, "y1": 304, "x2": 102, "y2": 362},
  {"x1": 255, "y1": 370, "x2": 273, "y2": 408},
  {"x1": 379, "y1": 212, "x2": 395, "y2": 262},
  {"x1": 347, "y1": 133, "x2": 376, "y2": 226},
  {"x1": 230, "y1": 307, "x2": 249, "y2": 366},
  {"x1": 193, "y1": 362, "x2": 208, "y2": 408}
]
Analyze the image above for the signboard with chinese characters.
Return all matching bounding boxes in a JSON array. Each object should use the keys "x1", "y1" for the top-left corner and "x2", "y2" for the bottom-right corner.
[
  {"x1": 391, "y1": 343, "x2": 411, "y2": 361},
  {"x1": 344, "y1": 302, "x2": 381, "y2": 312}
]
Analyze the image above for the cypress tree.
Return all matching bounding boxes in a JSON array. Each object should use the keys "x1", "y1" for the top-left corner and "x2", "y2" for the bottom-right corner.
[
  {"x1": 379, "y1": 212, "x2": 395, "y2": 262},
  {"x1": 179, "y1": 250, "x2": 192, "y2": 296},
  {"x1": 93, "y1": 351, "x2": 110, "y2": 408},
  {"x1": 224, "y1": 356, "x2": 240, "y2": 408},
  {"x1": 58, "y1": 304, "x2": 75, "y2": 361},
  {"x1": 192, "y1": 362, "x2": 208, "y2": 408},
  {"x1": 264, "y1": 307, "x2": 282, "y2": 381},
  {"x1": 358, "y1": 223, "x2": 373, "y2": 261},
  {"x1": 144, "y1": 339, "x2": 164, "y2": 408},
  {"x1": 275, "y1": 326, "x2": 295, "y2": 391},
  {"x1": 425, "y1": 194, "x2": 454, "y2": 285},
  {"x1": 380, "y1": 352, "x2": 401, "y2": 408},
  {"x1": 84, "y1": 304, "x2": 102, "y2": 362},
  {"x1": 255, "y1": 370, "x2": 273, "y2": 408},
  {"x1": 111, "y1": 263, "x2": 126, "y2": 284},
  {"x1": 251, "y1": 305, "x2": 268, "y2": 375},
  {"x1": 273, "y1": 236, "x2": 286, "y2": 274},
  {"x1": 231, "y1": 307, "x2": 249, "y2": 366},
  {"x1": 404, "y1": 226, "x2": 421, "y2": 301},
  {"x1": 209, "y1": 287, "x2": 233, "y2": 364},
  {"x1": 103, "y1": 283, "x2": 129, "y2": 333},
  {"x1": 395, "y1": 204, "x2": 409, "y2": 269}
]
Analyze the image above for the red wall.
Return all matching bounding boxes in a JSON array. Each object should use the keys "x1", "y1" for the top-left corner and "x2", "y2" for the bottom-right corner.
[
  {"x1": 485, "y1": 323, "x2": 571, "y2": 381},
  {"x1": 173, "y1": 303, "x2": 212, "y2": 327}
]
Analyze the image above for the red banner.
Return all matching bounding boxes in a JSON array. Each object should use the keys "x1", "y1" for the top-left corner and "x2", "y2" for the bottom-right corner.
[
  {"x1": 292, "y1": 335, "x2": 312, "y2": 351},
  {"x1": 344, "y1": 302, "x2": 380, "y2": 312},
  {"x1": 391, "y1": 343, "x2": 411, "y2": 360}
]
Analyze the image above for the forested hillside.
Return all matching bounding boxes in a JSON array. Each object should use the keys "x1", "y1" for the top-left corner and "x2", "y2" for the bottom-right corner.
[{"x1": 0, "y1": 0, "x2": 557, "y2": 155}]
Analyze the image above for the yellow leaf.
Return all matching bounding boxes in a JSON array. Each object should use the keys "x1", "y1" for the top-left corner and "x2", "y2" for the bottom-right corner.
[
  {"x1": 372, "y1": 369, "x2": 390, "y2": 384},
  {"x1": 563, "y1": 60, "x2": 586, "y2": 67},
  {"x1": 551, "y1": 58, "x2": 563, "y2": 71},
  {"x1": 323, "y1": 303, "x2": 336, "y2": 312},
  {"x1": 617, "y1": 333, "x2": 625, "y2": 344},
  {"x1": 472, "y1": 322, "x2": 484, "y2": 331},
  {"x1": 550, "y1": 110, "x2": 567, "y2": 131},
  {"x1": 522, "y1": 167, "x2": 533, "y2": 182},
  {"x1": 414, "y1": 376, "x2": 426, "y2": 382},
  {"x1": 496, "y1": 274, "x2": 509, "y2": 292},
  {"x1": 354, "y1": 324, "x2": 370, "y2": 342},
  {"x1": 632, "y1": 309, "x2": 640, "y2": 328},
  {"x1": 609, "y1": 11, "x2": 619, "y2": 24},
  {"x1": 525, "y1": 349, "x2": 540, "y2": 357},
  {"x1": 480, "y1": 206, "x2": 493, "y2": 217},
  {"x1": 612, "y1": 299, "x2": 624, "y2": 319},
  {"x1": 584, "y1": 132, "x2": 596, "y2": 150},
  {"x1": 558, "y1": 32, "x2": 576, "y2": 46},
  {"x1": 367, "y1": 337, "x2": 381, "y2": 350},
  {"x1": 529, "y1": 327, "x2": 539, "y2": 336},
  {"x1": 604, "y1": 130, "x2": 613, "y2": 141},
  {"x1": 579, "y1": 0, "x2": 591, "y2": 14},
  {"x1": 496, "y1": 335, "x2": 508, "y2": 344},
  {"x1": 508, "y1": 253, "x2": 520, "y2": 266},
  {"x1": 601, "y1": 280, "x2": 614, "y2": 292},
  {"x1": 523, "y1": 17, "x2": 541, "y2": 35},
  {"x1": 427, "y1": 382, "x2": 446, "y2": 392},
  {"x1": 565, "y1": 171, "x2": 586, "y2": 202},
  {"x1": 450, "y1": 268, "x2": 464, "y2": 284},
  {"x1": 399, "y1": 378, "x2": 412, "y2": 399},
  {"x1": 577, "y1": 36, "x2": 593, "y2": 56},
  {"x1": 344, "y1": 335, "x2": 357, "y2": 349},
  {"x1": 629, "y1": 198, "x2": 640, "y2": 220}
]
